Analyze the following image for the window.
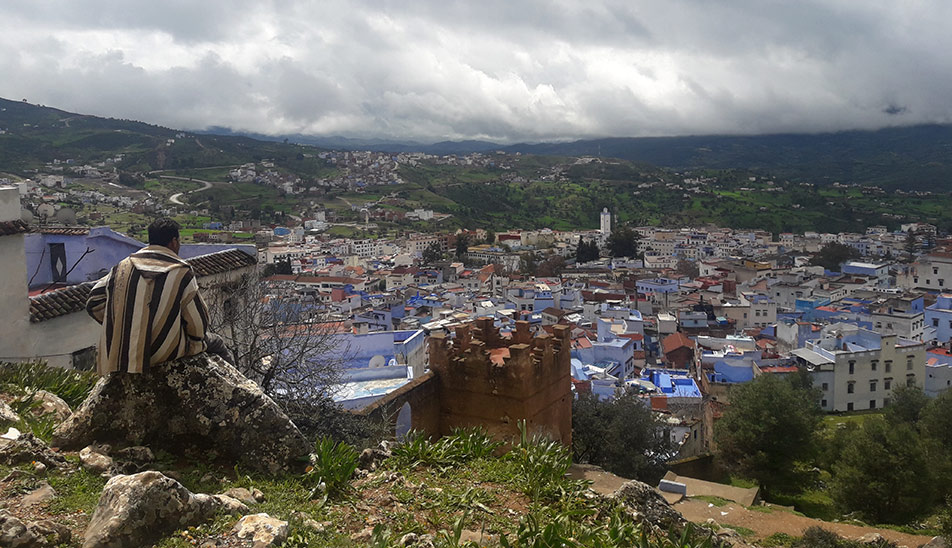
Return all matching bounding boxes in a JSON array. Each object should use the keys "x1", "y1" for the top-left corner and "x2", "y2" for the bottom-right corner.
[
  {"x1": 876, "y1": 322, "x2": 882, "y2": 329},
  {"x1": 941, "y1": 279, "x2": 946, "y2": 287},
  {"x1": 848, "y1": 402, "x2": 854, "y2": 411},
  {"x1": 849, "y1": 361, "x2": 855, "y2": 375},
  {"x1": 870, "y1": 381, "x2": 877, "y2": 392},
  {"x1": 885, "y1": 378, "x2": 892, "y2": 390},
  {"x1": 907, "y1": 375, "x2": 916, "y2": 387},
  {"x1": 871, "y1": 360, "x2": 878, "y2": 372},
  {"x1": 934, "y1": 318, "x2": 940, "y2": 327},
  {"x1": 821, "y1": 399, "x2": 828, "y2": 407},
  {"x1": 71, "y1": 346, "x2": 96, "y2": 371},
  {"x1": 908, "y1": 359, "x2": 914, "y2": 370},
  {"x1": 870, "y1": 400, "x2": 876, "y2": 409},
  {"x1": 885, "y1": 360, "x2": 892, "y2": 373},
  {"x1": 934, "y1": 268, "x2": 939, "y2": 275},
  {"x1": 822, "y1": 382, "x2": 829, "y2": 391},
  {"x1": 914, "y1": 277, "x2": 919, "y2": 284},
  {"x1": 847, "y1": 382, "x2": 855, "y2": 394}
]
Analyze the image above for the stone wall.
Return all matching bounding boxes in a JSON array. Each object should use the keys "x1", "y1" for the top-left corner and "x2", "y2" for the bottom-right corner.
[{"x1": 356, "y1": 371, "x2": 441, "y2": 438}]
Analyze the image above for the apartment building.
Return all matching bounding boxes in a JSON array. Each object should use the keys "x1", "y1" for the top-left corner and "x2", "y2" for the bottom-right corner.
[{"x1": 792, "y1": 325, "x2": 926, "y2": 412}]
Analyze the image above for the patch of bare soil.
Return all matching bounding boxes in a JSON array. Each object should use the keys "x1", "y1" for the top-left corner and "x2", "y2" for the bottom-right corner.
[{"x1": 676, "y1": 498, "x2": 935, "y2": 547}]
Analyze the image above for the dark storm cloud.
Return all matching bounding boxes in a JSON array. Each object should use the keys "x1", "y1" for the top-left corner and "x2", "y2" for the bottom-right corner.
[{"x1": 1, "y1": 1, "x2": 950, "y2": 142}]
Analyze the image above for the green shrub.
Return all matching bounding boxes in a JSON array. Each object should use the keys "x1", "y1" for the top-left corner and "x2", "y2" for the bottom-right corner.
[
  {"x1": 508, "y1": 421, "x2": 578, "y2": 502},
  {"x1": 389, "y1": 427, "x2": 502, "y2": 469},
  {"x1": 305, "y1": 437, "x2": 359, "y2": 498},
  {"x1": 761, "y1": 532, "x2": 797, "y2": 547}
]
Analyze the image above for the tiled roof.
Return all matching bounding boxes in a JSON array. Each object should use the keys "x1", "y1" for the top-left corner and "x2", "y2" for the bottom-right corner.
[
  {"x1": 29, "y1": 249, "x2": 257, "y2": 323},
  {"x1": 39, "y1": 226, "x2": 89, "y2": 235},
  {"x1": 662, "y1": 332, "x2": 695, "y2": 355},
  {"x1": 185, "y1": 249, "x2": 257, "y2": 277},
  {"x1": 29, "y1": 282, "x2": 94, "y2": 323},
  {"x1": 0, "y1": 220, "x2": 30, "y2": 236}
]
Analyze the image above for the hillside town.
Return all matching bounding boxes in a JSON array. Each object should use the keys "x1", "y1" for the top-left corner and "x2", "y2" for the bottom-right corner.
[{"x1": 5, "y1": 169, "x2": 950, "y2": 467}]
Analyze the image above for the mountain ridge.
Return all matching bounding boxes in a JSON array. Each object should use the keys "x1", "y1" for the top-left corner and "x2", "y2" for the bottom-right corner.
[{"x1": 3, "y1": 96, "x2": 952, "y2": 189}]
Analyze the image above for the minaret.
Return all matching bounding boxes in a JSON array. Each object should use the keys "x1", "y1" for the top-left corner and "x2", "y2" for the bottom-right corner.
[{"x1": 600, "y1": 207, "x2": 611, "y2": 237}]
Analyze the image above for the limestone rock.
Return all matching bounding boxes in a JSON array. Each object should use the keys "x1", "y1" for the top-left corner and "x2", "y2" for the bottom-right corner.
[
  {"x1": 0, "y1": 511, "x2": 36, "y2": 548},
  {"x1": 0, "y1": 510, "x2": 70, "y2": 547},
  {"x1": 0, "y1": 432, "x2": 67, "y2": 469},
  {"x1": 858, "y1": 532, "x2": 886, "y2": 545},
  {"x1": 82, "y1": 471, "x2": 246, "y2": 548},
  {"x1": 53, "y1": 353, "x2": 310, "y2": 475},
  {"x1": 231, "y1": 513, "x2": 288, "y2": 548},
  {"x1": 0, "y1": 400, "x2": 20, "y2": 425},
  {"x1": 358, "y1": 447, "x2": 390, "y2": 471},
  {"x1": 21, "y1": 482, "x2": 55, "y2": 506},
  {"x1": 19, "y1": 390, "x2": 72, "y2": 422},
  {"x1": 114, "y1": 445, "x2": 153, "y2": 464},
  {"x1": 612, "y1": 480, "x2": 686, "y2": 531},
  {"x1": 80, "y1": 445, "x2": 114, "y2": 475},
  {"x1": 923, "y1": 537, "x2": 948, "y2": 548},
  {"x1": 214, "y1": 494, "x2": 250, "y2": 515},
  {"x1": 111, "y1": 445, "x2": 155, "y2": 474},
  {"x1": 221, "y1": 487, "x2": 259, "y2": 506}
]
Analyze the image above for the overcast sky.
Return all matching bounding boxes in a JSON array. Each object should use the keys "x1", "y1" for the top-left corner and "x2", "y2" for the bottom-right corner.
[{"x1": 1, "y1": 1, "x2": 950, "y2": 143}]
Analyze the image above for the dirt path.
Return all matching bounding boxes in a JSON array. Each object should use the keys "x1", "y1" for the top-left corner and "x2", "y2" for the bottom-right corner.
[{"x1": 676, "y1": 498, "x2": 934, "y2": 547}]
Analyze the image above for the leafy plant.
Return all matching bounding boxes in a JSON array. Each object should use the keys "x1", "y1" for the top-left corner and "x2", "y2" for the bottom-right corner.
[
  {"x1": 508, "y1": 421, "x2": 578, "y2": 501},
  {"x1": 389, "y1": 427, "x2": 502, "y2": 469},
  {"x1": 499, "y1": 507, "x2": 645, "y2": 548},
  {"x1": 0, "y1": 361, "x2": 98, "y2": 408},
  {"x1": 305, "y1": 437, "x2": 359, "y2": 498}
]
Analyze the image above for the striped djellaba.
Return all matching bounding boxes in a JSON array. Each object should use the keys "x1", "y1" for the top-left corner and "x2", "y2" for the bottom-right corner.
[{"x1": 86, "y1": 245, "x2": 209, "y2": 375}]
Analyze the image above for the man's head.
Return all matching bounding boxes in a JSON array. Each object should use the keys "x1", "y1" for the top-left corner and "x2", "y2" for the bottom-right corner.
[{"x1": 148, "y1": 217, "x2": 181, "y2": 254}]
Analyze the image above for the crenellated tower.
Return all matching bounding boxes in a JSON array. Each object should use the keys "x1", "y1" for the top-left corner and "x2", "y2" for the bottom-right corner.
[{"x1": 428, "y1": 318, "x2": 572, "y2": 445}]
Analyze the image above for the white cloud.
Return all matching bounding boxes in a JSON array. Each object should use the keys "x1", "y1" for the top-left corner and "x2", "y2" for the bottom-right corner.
[{"x1": 1, "y1": 0, "x2": 950, "y2": 142}]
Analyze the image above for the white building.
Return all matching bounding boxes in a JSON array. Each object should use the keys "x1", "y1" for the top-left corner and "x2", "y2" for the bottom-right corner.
[
  {"x1": 600, "y1": 208, "x2": 611, "y2": 237},
  {"x1": 792, "y1": 325, "x2": 926, "y2": 412}
]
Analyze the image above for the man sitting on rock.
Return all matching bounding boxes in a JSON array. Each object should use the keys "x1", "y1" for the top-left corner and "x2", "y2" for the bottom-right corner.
[{"x1": 86, "y1": 217, "x2": 232, "y2": 374}]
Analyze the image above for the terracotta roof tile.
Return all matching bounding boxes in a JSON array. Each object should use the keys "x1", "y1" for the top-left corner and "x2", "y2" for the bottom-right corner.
[
  {"x1": 29, "y1": 282, "x2": 93, "y2": 323},
  {"x1": 0, "y1": 220, "x2": 30, "y2": 236},
  {"x1": 185, "y1": 249, "x2": 257, "y2": 277},
  {"x1": 662, "y1": 332, "x2": 695, "y2": 355},
  {"x1": 39, "y1": 226, "x2": 89, "y2": 235}
]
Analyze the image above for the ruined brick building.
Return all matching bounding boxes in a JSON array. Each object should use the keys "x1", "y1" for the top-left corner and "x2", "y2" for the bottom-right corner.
[{"x1": 360, "y1": 318, "x2": 573, "y2": 445}]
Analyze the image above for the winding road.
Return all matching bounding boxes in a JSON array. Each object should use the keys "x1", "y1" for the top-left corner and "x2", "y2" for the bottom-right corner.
[{"x1": 165, "y1": 176, "x2": 214, "y2": 205}]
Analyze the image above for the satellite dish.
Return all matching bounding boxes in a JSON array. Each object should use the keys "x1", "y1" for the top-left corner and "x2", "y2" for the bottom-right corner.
[{"x1": 54, "y1": 207, "x2": 77, "y2": 224}]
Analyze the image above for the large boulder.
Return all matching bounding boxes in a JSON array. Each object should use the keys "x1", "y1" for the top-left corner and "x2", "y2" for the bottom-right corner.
[
  {"x1": 82, "y1": 471, "x2": 247, "y2": 548},
  {"x1": 53, "y1": 353, "x2": 310, "y2": 474}
]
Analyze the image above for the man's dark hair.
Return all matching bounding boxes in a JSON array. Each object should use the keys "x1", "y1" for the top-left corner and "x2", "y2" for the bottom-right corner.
[{"x1": 148, "y1": 217, "x2": 181, "y2": 246}]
